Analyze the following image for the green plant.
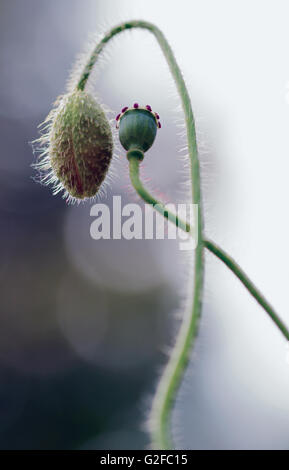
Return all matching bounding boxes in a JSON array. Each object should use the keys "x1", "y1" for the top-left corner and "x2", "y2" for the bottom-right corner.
[{"x1": 34, "y1": 20, "x2": 289, "y2": 450}]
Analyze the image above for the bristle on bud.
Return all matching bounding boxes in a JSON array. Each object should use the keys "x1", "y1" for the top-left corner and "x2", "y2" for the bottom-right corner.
[{"x1": 34, "y1": 90, "x2": 113, "y2": 201}]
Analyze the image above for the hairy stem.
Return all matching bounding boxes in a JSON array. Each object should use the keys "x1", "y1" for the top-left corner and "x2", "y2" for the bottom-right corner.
[
  {"x1": 204, "y1": 239, "x2": 289, "y2": 341},
  {"x1": 128, "y1": 155, "x2": 191, "y2": 233},
  {"x1": 76, "y1": 19, "x2": 289, "y2": 450},
  {"x1": 128, "y1": 157, "x2": 289, "y2": 342},
  {"x1": 77, "y1": 21, "x2": 204, "y2": 449}
]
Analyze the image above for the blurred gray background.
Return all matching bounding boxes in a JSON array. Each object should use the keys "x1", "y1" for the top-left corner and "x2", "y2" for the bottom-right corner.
[{"x1": 0, "y1": 0, "x2": 289, "y2": 450}]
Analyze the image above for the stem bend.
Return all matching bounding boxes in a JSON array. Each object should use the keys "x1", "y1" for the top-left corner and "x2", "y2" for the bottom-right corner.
[
  {"x1": 77, "y1": 21, "x2": 204, "y2": 449},
  {"x1": 76, "y1": 20, "x2": 289, "y2": 449}
]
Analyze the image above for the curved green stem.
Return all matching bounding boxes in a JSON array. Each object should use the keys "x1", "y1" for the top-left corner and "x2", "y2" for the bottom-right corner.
[
  {"x1": 77, "y1": 20, "x2": 204, "y2": 449},
  {"x1": 129, "y1": 155, "x2": 191, "y2": 233},
  {"x1": 129, "y1": 154, "x2": 289, "y2": 342},
  {"x1": 76, "y1": 19, "x2": 289, "y2": 450},
  {"x1": 204, "y1": 239, "x2": 289, "y2": 341}
]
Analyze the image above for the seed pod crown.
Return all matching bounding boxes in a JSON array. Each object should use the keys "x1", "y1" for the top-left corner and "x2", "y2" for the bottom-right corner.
[{"x1": 116, "y1": 103, "x2": 161, "y2": 154}]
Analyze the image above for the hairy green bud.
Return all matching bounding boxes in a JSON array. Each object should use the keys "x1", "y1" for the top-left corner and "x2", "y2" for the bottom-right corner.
[{"x1": 35, "y1": 90, "x2": 113, "y2": 201}]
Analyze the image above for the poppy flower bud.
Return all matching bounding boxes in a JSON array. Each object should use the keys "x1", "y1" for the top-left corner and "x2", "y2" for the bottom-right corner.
[
  {"x1": 116, "y1": 105, "x2": 161, "y2": 154},
  {"x1": 36, "y1": 90, "x2": 113, "y2": 200}
]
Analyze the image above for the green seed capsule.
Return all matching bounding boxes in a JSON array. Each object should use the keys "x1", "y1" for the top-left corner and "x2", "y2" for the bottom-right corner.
[
  {"x1": 118, "y1": 108, "x2": 158, "y2": 153},
  {"x1": 48, "y1": 90, "x2": 113, "y2": 200}
]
